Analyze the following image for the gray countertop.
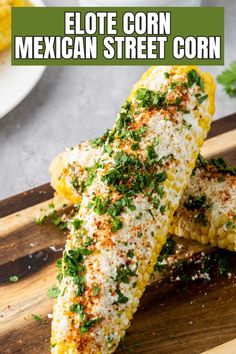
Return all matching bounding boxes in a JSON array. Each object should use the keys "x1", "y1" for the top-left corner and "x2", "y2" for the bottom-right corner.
[{"x1": 1, "y1": 0, "x2": 236, "y2": 200}]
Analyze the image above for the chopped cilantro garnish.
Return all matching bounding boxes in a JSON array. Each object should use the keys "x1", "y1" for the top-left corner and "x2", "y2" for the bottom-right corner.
[
  {"x1": 108, "y1": 196, "x2": 135, "y2": 218},
  {"x1": 114, "y1": 101, "x2": 134, "y2": 139},
  {"x1": 31, "y1": 314, "x2": 47, "y2": 324},
  {"x1": 47, "y1": 285, "x2": 60, "y2": 299},
  {"x1": 131, "y1": 142, "x2": 140, "y2": 151},
  {"x1": 184, "y1": 195, "x2": 211, "y2": 211},
  {"x1": 153, "y1": 195, "x2": 160, "y2": 209},
  {"x1": 71, "y1": 175, "x2": 80, "y2": 191},
  {"x1": 162, "y1": 236, "x2": 176, "y2": 256},
  {"x1": 111, "y1": 217, "x2": 123, "y2": 232},
  {"x1": 70, "y1": 303, "x2": 85, "y2": 321},
  {"x1": 175, "y1": 96, "x2": 181, "y2": 106},
  {"x1": 184, "y1": 194, "x2": 211, "y2": 226},
  {"x1": 80, "y1": 318, "x2": 102, "y2": 333},
  {"x1": 187, "y1": 69, "x2": 204, "y2": 91},
  {"x1": 9, "y1": 275, "x2": 18, "y2": 283},
  {"x1": 93, "y1": 285, "x2": 100, "y2": 296},
  {"x1": 56, "y1": 258, "x2": 63, "y2": 283},
  {"x1": 146, "y1": 208, "x2": 155, "y2": 220},
  {"x1": 158, "y1": 154, "x2": 174, "y2": 167},
  {"x1": 164, "y1": 72, "x2": 170, "y2": 78},
  {"x1": 51, "y1": 215, "x2": 68, "y2": 231},
  {"x1": 74, "y1": 275, "x2": 86, "y2": 296},
  {"x1": 63, "y1": 248, "x2": 91, "y2": 296},
  {"x1": 170, "y1": 81, "x2": 178, "y2": 90},
  {"x1": 35, "y1": 215, "x2": 46, "y2": 225},
  {"x1": 135, "y1": 88, "x2": 166, "y2": 109},
  {"x1": 224, "y1": 220, "x2": 236, "y2": 230},
  {"x1": 71, "y1": 218, "x2": 83, "y2": 230},
  {"x1": 64, "y1": 248, "x2": 91, "y2": 278},
  {"x1": 160, "y1": 205, "x2": 166, "y2": 214},
  {"x1": 116, "y1": 288, "x2": 129, "y2": 304},
  {"x1": 198, "y1": 94, "x2": 208, "y2": 104},
  {"x1": 127, "y1": 250, "x2": 135, "y2": 258},
  {"x1": 91, "y1": 129, "x2": 110, "y2": 147},
  {"x1": 93, "y1": 196, "x2": 109, "y2": 215},
  {"x1": 84, "y1": 237, "x2": 93, "y2": 247},
  {"x1": 156, "y1": 185, "x2": 164, "y2": 198},
  {"x1": 155, "y1": 171, "x2": 167, "y2": 183},
  {"x1": 103, "y1": 144, "x2": 112, "y2": 155},
  {"x1": 146, "y1": 144, "x2": 157, "y2": 165},
  {"x1": 116, "y1": 264, "x2": 136, "y2": 284}
]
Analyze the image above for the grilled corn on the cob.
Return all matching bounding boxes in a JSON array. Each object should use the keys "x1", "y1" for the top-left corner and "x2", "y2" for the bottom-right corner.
[
  {"x1": 51, "y1": 151, "x2": 236, "y2": 252},
  {"x1": 51, "y1": 66, "x2": 215, "y2": 353},
  {"x1": 170, "y1": 156, "x2": 236, "y2": 251}
]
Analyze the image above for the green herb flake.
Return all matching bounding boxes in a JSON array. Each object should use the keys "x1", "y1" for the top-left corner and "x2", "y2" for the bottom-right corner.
[
  {"x1": 156, "y1": 185, "x2": 164, "y2": 198},
  {"x1": 161, "y1": 237, "x2": 176, "y2": 256},
  {"x1": 84, "y1": 237, "x2": 93, "y2": 247},
  {"x1": 153, "y1": 196, "x2": 160, "y2": 209},
  {"x1": 31, "y1": 314, "x2": 47, "y2": 324},
  {"x1": 47, "y1": 285, "x2": 60, "y2": 299},
  {"x1": 146, "y1": 144, "x2": 157, "y2": 165},
  {"x1": 160, "y1": 205, "x2": 166, "y2": 214},
  {"x1": 93, "y1": 285, "x2": 100, "y2": 296},
  {"x1": 116, "y1": 264, "x2": 136, "y2": 284},
  {"x1": 80, "y1": 318, "x2": 102, "y2": 333},
  {"x1": 9, "y1": 275, "x2": 19, "y2": 283},
  {"x1": 127, "y1": 250, "x2": 134, "y2": 259},
  {"x1": 116, "y1": 288, "x2": 129, "y2": 304},
  {"x1": 93, "y1": 196, "x2": 109, "y2": 215},
  {"x1": 198, "y1": 94, "x2": 208, "y2": 104},
  {"x1": 135, "y1": 88, "x2": 166, "y2": 109},
  {"x1": 184, "y1": 195, "x2": 211, "y2": 211},
  {"x1": 187, "y1": 69, "x2": 204, "y2": 91},
  {"x1": 71, "y1": 218, "x2": 84, "y2": 230},
  {"x1": 131, "y1": 142, "x2": 140, "y2": 151},
  {"x1": 70, "y1": 302, "x2": 83, "y2": 313},
  {"x1": 91, "y1": 129, "x2": 111, "y2": 147},
  {"x1": 111, "y1": 217, "x2": 123, "y2": 232},
  {"x1": 63, "y1": 248, "x2": 91, "y2": 296},
  {"x1": 56, "y1": 258, "x2": 63, "y2": 283},
  {"x1": 224, "y1": 220, "x2": 236, "y2": 230},
  {"x1": 35, "y1": 215, "x2": 46, "y2": 225}
]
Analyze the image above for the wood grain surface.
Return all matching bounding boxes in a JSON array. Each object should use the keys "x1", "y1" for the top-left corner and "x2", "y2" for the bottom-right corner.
[{"x1": 0, "y1": 114, "x2": 236, "y2": 354}]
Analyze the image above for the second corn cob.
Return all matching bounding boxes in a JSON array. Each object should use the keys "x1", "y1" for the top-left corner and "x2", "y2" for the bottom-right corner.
[
  {"x1": 170, "y1": 156, "x2": 236, "y2": 251},
  {"x1": 51, "y1": 150, "x2": 236, "y2": 252}
]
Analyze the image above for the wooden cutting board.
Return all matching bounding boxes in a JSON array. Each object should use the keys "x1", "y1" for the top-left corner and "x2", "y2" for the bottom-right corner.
[{"x1": 0, "y1": 114, "x2": 236, "y2": 354}]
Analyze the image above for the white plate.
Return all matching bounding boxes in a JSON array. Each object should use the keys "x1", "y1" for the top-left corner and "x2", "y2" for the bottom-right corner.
[{"x1": 0, "y1": 0, "x2": 46, "y2": 120}]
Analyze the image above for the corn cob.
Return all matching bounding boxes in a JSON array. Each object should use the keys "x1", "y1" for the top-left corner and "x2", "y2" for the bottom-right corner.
[
  {"x1": 51, "y1": 66, "x2": 215, "y2": 353},
  {"x1": 51, "y1": 151, "x2": 236, "y2": 252},
  {"x1": 0, "y1": 0, "x2": 30, "y2": 52},
  {"x1": 170, "y1": 156, "x2": 236, "y2": 251}
]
